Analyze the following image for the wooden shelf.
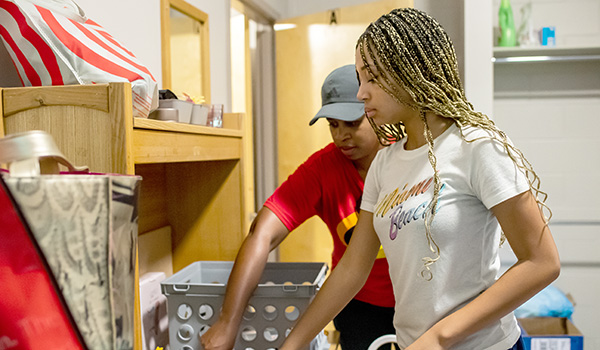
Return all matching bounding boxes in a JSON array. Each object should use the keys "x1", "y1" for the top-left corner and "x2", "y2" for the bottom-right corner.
[
  {"x1": 133, "y1": 117, "x2": 243, "y2": 138},
  {"x1": 133, "y1": 115, "x2": 244, "y2": 164}
]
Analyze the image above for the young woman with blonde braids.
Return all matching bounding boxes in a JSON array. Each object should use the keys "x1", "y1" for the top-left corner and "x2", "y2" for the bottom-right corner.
[{"x1": 281, "y1": 8, "x2": 560, "y2": 350}]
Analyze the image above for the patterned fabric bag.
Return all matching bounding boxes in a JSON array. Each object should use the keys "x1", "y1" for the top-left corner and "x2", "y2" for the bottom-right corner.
[
  {"x1": 0, "y1": 0, "x2": 158, "y2": 118},
  {"x1": 0, "y1": 176, "x2": 87, "y2": 350},
  {"x1": 0, "y1": 130, "x2": 141, "y2": 350}
]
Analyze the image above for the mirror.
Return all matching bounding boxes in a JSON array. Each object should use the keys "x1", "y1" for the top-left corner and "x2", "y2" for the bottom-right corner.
[{"x1": 161, "y1": 0, "x2": 211, "y2": 103}]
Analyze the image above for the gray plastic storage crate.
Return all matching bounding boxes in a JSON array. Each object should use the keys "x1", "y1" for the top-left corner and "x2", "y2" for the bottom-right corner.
[{"x1": 161, "y1": 261, "x2": 329, "y2": 350}]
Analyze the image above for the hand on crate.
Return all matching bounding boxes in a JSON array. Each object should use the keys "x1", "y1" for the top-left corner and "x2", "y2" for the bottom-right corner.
[{"x1": 199, "y1": 318, "x2": 238, "y2": 350}]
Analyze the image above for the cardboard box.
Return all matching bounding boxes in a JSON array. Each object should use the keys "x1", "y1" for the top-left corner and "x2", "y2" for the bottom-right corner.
[{"x1": 518, "y1": 317, "x2": 583, "y2": 350}]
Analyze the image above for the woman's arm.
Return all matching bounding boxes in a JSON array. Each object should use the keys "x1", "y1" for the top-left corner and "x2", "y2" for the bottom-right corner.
[
  {"x1": 407, "y1": 191, "x2": 560, "y2": 350},
  {"x1": 200, "y1": 207, "x2": 290, "y2": 350},
  {"x1": 280, "y1": 211, "x2": 382, "y2": 350}
]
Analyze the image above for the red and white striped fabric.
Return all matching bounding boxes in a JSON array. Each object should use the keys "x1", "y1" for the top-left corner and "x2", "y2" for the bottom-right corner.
[{"x1": 0, "y1": 0, "x2": 158, "y2": 118}]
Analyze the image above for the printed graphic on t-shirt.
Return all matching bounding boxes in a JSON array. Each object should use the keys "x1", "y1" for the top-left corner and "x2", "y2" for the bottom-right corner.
[
  {"x1": 336, "y1": 211, "x2": 358, "y2": 245},
  {"x1": 373, "y1": 175, "x2": 446, "y2": 241},
  {"x1": 336, "y1": 195, "x2": 362, "y2": 245},
  {"x1": 336, "y1": 195, "x2": 387, "y2": 258}
]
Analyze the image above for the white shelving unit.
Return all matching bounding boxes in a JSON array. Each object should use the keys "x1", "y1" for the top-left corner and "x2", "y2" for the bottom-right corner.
[
  {"x1": 493, "y1": 45, "x2": 600, "y2": 99},
  {"x1": 492, "y1": 41, "x2": 600, "y2": 350},
  {"x1": 493, "y1": 46, "x2": 600, "y2": 63}
]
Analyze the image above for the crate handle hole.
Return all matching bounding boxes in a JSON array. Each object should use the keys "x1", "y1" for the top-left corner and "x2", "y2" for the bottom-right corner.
[
  {"x1": 177, "y1": 304, "x2": 193, "y2": 320},
  {"x1": 241, "y1": 326, "x2": 257, "y2": 342},
  {"x1": 285, "y1": 306, "x2": 300, "y2": 321},
  {"x1": 263, "y1": 327, "x2": 279, "y2": 342},
  {"x1": 198, "y1": 304, "x2": 214, "y2": 320},
  {"x1": 198, "y1": 324, "x2": 210, "y2": 337},
  {"x1": 263, "y1": 305, "x2": 278, "y2": 321},
  {"x1": 243, "y1": 305, "x2": 256, "y2": 320},
  {"x1": 177, "y1": 324, "x2": 194, "y2": 341}
]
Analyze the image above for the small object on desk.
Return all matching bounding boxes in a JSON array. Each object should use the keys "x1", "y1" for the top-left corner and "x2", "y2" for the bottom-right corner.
[
  {"x1": 516, "y1": 2, "x2": 538, "y2": 48},
  {"x1": 158, "y1": 99, "x2": 193, "y2": 123},
  {"x1": 158, "y1": 89, "x2": 178, "y2": 100},
  {"x1": 541, "y1": 26, "x2": 556, "y2": 46},
  {"x1": 207, "y1": 104, "x2": 224, "y2": 128},
  {"x1": 498, "y1": 0, "x2": 517, "y2": 47},
  {"x1": 190, "y1": 103, "x2": 210, "y2": 125},
  {"x1": 149, "y1": 108, "x2": 178, "y2": 122}
]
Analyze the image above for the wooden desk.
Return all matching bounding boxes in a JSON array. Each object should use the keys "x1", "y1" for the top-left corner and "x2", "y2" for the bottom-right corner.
[{"x1": 1, "y1": 82, "x2": 253, "y2": 349}]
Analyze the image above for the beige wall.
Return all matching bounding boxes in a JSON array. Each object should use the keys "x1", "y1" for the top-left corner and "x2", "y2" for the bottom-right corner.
[{"x1": 274, "y1": 0, "x2": 412, "y2": 264}]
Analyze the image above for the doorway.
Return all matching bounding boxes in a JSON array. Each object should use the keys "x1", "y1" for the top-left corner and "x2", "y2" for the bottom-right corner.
[
  {"x1": 230, "y1": 1, "x2": 278, "y2": 252},
  {"x1": 274, "y1": 0, "x2": 413, "y2": 263}
]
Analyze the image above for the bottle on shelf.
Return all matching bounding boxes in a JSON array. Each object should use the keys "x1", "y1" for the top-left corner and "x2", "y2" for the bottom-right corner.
[{"x1": 498, "y1": 0, "x2": 517, "y2": 47}]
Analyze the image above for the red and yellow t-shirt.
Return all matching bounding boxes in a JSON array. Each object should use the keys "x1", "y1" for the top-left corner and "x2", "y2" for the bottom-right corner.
[{"x1": 264, "y1": 143, "x2": 394, "y2": 307}]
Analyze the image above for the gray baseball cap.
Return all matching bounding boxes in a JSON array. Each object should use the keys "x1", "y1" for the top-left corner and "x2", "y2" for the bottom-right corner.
[{"x1": 309, "y1": 64, "x2": 365, "y2": 126}]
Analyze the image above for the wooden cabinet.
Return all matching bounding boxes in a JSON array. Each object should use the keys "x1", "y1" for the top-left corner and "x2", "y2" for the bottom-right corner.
[
  {"x1": 1, "y1": 82, "x2": 253, "y2": 348},
  {"x1": 132, "y1": 115, "x2": 250, "y2": 270},
  {"x1": 1, "y1": 82, "x2": 250, "y2": 262}
]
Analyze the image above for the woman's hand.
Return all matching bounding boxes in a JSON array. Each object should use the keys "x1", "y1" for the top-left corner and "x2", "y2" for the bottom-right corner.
[
  {"x1": 404, "y1": 329, "x2": 447, "y2": 350},
  {"x1": 200, "y1": 318, "x2": 237, "y2": 350}
]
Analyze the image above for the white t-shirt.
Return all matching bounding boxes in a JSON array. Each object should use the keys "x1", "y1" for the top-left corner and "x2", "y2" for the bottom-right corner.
[{"x1": 362, "y1": 123, "x2": 529, "y2": 350}]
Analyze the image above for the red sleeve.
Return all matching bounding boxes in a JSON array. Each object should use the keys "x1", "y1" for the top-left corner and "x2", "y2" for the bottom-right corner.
[{"x1": 264, "y1": 146, "x2": 330, "y2": 231}]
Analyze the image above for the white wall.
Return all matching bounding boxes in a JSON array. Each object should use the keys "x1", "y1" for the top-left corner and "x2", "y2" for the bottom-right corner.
[
  {"x1": 463, "y1": 0, "x2": 493, "y2": 116},
  {"x1": 72, "y1": 0, "x2": 161, "y2": 84},
  {"x1": 70, "y1": 0, "x2": 232, "y2": 111},
  {"x1": 268, "y1": 0, "x2": 385, "y2": 19},
  {"x1": 492, "y1": 1, "x2": 600, "y2": 348},
  {"x1": 0, "y1": 0, "x2": 233, "y2": 110}
]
